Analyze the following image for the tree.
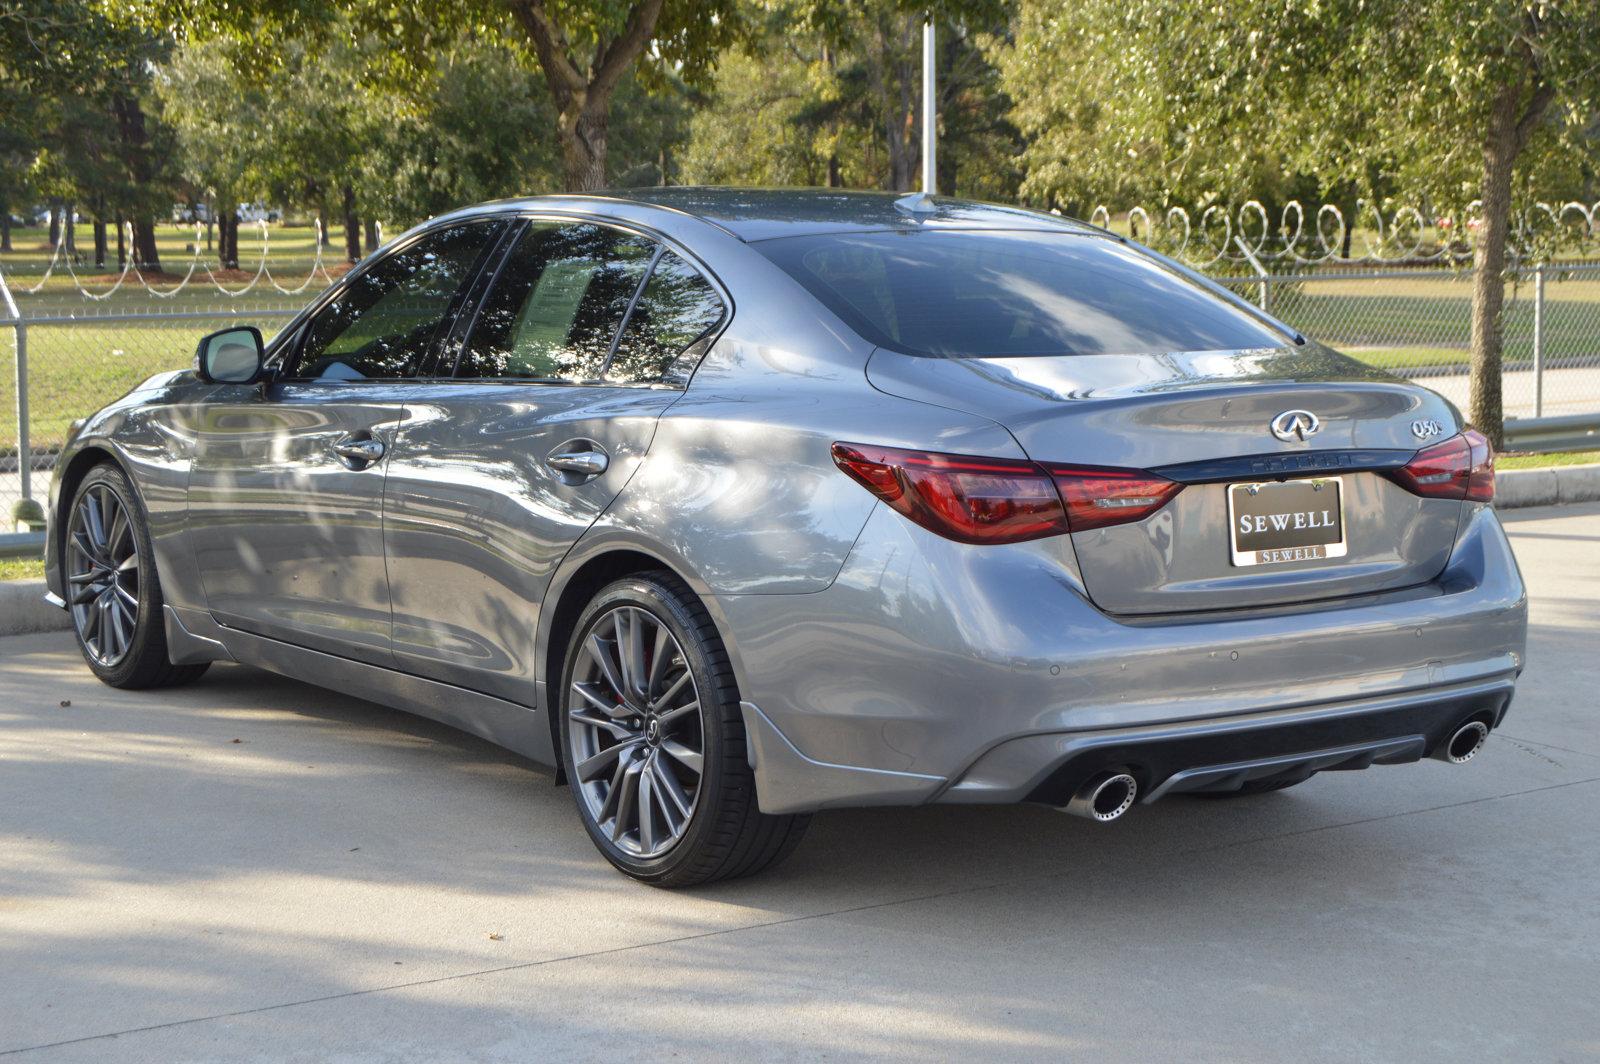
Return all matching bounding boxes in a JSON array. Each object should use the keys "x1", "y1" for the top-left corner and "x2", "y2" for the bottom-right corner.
[
  {"x1": 132, "y1": 0, "x2": 743, "y2": 191},
  {"x1": 998, "y1": 0, "x2": 1600, "y2": 445}
]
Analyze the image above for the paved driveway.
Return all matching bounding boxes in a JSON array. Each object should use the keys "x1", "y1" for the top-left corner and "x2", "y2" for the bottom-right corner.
[{"x1": 2, "y1": 504, "x2": 1598, "y2": 1063}]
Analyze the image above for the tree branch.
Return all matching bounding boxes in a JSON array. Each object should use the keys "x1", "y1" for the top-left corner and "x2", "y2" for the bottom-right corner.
[
  {"x1": 590, "y1": 0, "x2": 666, "y2": 103},
  {"x1": 507, "y1": 0, "x2": 586, "y2": 105}
]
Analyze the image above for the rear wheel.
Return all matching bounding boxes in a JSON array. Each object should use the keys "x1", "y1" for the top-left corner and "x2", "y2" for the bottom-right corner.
[
  {"x1": 559, "y1": 572, "x2": 809, "y2": 886},
  {"x1": 64, "y1": 464, "x2": 209, "y2": 689}
]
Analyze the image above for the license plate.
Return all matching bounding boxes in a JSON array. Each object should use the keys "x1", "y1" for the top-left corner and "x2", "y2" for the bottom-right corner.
[{"x1": 1227, "y1": 477, "x2": 1346, "y2": 567}]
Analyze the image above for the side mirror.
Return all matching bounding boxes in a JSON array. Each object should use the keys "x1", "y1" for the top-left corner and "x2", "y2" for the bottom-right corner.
[{"x1": 196, "y1": 326, "x2": 266, "y2": 384}]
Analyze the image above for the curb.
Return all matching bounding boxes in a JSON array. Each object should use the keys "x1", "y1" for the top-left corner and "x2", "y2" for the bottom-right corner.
[
  {"x1": 1495, "y1": 463, "x2": 1600, "y2": 509},
  {"x1": 0, "y1": 580, "x2": 71, "y2": 637}
]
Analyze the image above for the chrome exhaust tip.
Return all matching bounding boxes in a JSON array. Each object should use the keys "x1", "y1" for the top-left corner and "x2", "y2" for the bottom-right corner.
[
  {"x1": 1062, "y1": 772, "x2": 1138, "y2": 822},
  {"x1": 1433, "y1": 720, "x2": 1490, "y2": 765}
]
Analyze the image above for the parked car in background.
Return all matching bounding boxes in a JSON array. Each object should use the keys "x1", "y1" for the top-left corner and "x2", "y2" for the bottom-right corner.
[{"x1": 44, "y1": 189, "x2": 1526, "y2": 885}]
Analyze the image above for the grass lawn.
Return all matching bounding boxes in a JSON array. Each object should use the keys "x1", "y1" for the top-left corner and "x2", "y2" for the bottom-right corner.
[
  {"x1": 0, "y1": 557, "x2": 45, "y2": 581},
  {"x1": 1496, "y1": 449, "x2": 1600, "y2": 469}
]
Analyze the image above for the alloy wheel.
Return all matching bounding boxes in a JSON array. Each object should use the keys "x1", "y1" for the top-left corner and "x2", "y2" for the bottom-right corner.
[
  {"x1": 66, "y1": 482, "x2": 140, "y2": 667},
  {"x1": 567, "y1": 605, "x2": 705, "y2": 859}
]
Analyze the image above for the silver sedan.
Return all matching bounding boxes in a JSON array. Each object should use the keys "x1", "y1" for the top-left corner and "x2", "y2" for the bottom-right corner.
[{"x1": 44, "y1": 189, "x2": 1527, "y2": 885}]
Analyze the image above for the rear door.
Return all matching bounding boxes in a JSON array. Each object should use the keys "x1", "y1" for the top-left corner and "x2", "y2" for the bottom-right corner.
[
  {"x1": 187, "y1": 219, "x2": 505, "y2": 661},
  {"x1": 383, "y1": 220, "x2": 727, "y2": 702}
]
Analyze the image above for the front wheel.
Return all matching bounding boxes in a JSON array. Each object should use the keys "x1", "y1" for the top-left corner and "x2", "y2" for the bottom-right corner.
[
  {"x1": 63, "y1": 464, "x2": 209, "y2": 689},
  {"x1": 558, "y1": 572, "x2": 808, "y2": 886}
]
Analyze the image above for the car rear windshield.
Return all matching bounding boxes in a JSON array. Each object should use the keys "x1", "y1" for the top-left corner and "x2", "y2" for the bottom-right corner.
[{"x1": 753, "y1": 229, "x2": 1290, "y2": 358}]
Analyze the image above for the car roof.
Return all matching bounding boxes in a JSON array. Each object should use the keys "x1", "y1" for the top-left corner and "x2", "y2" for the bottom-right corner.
[{"x1": 442, "y1": 187, "x2": 1109, "y2": 243}]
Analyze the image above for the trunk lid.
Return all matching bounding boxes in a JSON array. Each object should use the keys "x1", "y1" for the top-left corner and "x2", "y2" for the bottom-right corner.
[{"x1": 865, "y1": 344, "x2": 1466, "y2": 614}]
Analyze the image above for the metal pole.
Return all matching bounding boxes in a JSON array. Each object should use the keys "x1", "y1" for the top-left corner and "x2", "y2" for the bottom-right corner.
[
  {"x1": 1532, "y1": 264, "x2": 1545, "y2": 419},
  {"x1": 922, "y1": 18, "x2": 937, "y2": 196},
  {"x1": 0, "y1": 265, "x2": 27, "y2": 502}
]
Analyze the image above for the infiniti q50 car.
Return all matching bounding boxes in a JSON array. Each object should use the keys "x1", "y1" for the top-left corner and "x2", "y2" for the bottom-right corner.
[{"x1": 44, "y1": 189, "x2": 1527, "y2": 885}]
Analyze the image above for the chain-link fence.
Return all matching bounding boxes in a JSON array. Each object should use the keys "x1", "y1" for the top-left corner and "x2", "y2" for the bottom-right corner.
[
  {"x1": 5, "y1": 259, "x2": 1600, "y2": 533},
  {"x1": 1215, "y1": 263, "x2": 1600, "y2": 422}
]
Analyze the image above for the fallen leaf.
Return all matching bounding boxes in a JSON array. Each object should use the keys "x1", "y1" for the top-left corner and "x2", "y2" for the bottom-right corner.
[
  {"x1": 487, "y1": 933, "x2": 504, "y2": 941},
  {"x1": 230, "y1": 738, "x2": 242, "y2": 744},
  {"x1": 58, "y1": 700, "x2": 71, "y2": 708}
]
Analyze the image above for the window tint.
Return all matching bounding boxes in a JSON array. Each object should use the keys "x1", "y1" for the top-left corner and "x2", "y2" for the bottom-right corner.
[
  {"x1": 606, "y1": 250, "x2": 726, "y2": 383},
  {"x1": 753, "y1": 230, "x2": 1290, "y2": 358},
  {"x1": 291, "y1": 221, "x2": 502, "y2": 380},
  {"x1": 457, "y1": 223, "x2": 656, "y2": 381}
]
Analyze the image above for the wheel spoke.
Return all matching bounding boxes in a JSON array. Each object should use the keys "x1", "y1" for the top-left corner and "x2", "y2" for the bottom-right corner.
[
  {"x1": 584, "y1": 632, "x2": 627, "y2": 702},
  {"x1": 617, "y1": 609, "x2": 648, "y2": 703},
  {"x1": 569, "y1": 708, "x2": 632, "y2": 741},
  {"x1": 649, "y1": 670, "x2": 692, "y2": 712},
  {"x1": 656, "y1": 700, "x2": 699, "y2": 728},
  {"x1": 71, "y1": 582, "x2": 102, "y2": 605},
  {"x1": 83, "y1": 491, "x2": 107, "y2": 551},
  {"x1": 610, "y1": 759, "x2": 643, "y2": 843},
  {"x1": 637, "y1": 767, "x2": 657, "y2": 852},
  {"x1": 575, "y1": 737, "x2": 642, "y2": 782},
  {"x1": 660, "y1": 740, "x2": 703, "y2": 776},
  {"x1": 117, "y1": 552, "x2": 139, "y2": 573},
  {"x1": 571, "y1": 681, "x2": 628, "y2": 719},
  {"x1": 108, "y1": 505, "x2": 130, "y2": 560},
  {"x1": 651, "y1": 757, "x2": 692, "y2": 823},
  {"x1": 646, "y1": 623, "x2": 673, "y2": 699}
]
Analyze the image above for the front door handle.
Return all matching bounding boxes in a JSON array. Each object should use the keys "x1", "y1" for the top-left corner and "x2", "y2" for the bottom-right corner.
[
  {"x1": 333, "y1": 436, "x2": 386, "y2": 468},
  {"x1": 545, "y1": 449, "x2": 609, "y2": 478}
]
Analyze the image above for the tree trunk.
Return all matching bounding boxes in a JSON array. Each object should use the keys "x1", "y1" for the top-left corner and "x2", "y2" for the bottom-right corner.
[
  {"x1": 1, "y1": 210, "x2": 11, "y2": 253},
  {"x1": 220, "y1": 210, "x2": 238, "y2": 270},
  {"x1": 93, "y1": 218, "x2": 108, "y2": 268},
  {"x1": 48, "y1": 202, "x2": 61, "y2": 248},
  {"x1": 109, "y1": 93, "x2": 161, "y2": 274},
  {"x1": 131, "y1": 218, "x2": 161, "y2": 273},
  {"x1": 559, "y1": 102, "x2": 610, "y2": 192},
  {"x1": 341, "y1": 185, "x2": 361, "y2": 263},
  {"x1": 115, "y1": 214, "x2": 126, "y2": 267},
  {"x1": 1468, "y1": 68, "x2": 1554, "y2": 449},
  {"x1": 63, "y1": 202, "x2": 77, "y2": 257},
  {"x1": 364, "y1": 218, "x2": 379, "y2": 254}
]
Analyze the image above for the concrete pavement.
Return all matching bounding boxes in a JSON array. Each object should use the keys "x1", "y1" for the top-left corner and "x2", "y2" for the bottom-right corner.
[{"x1": 1, "y1": 503, "x2": 1598, "y2": 1062}]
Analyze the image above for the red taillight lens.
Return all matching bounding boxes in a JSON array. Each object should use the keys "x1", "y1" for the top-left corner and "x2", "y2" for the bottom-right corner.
[
  {"x1": 1046, "y1": 466, "x2": 1184, "y2": 532},
  {"x1": 1464, "y1": 428, "x2": 1495, "y2": 502},
  {"x1": 831, "y1": 443, "x2": 1067, "y2": 544},
  {"x1": 831, "y1": 443, "x2": 1183, "y2": 543},
  {"x1": 1389, "y1": 430, "x2": 1494, "y2": 502}
]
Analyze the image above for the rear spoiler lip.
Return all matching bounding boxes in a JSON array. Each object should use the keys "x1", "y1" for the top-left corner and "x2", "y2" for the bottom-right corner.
[{"x1": 1150, "y1": 448, "x2": 1416, "y2": 485}]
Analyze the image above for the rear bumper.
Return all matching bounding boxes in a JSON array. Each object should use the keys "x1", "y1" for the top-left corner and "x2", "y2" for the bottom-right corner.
[{"x1": 720, "y1": 502, "x2": 1526, "y2": 815}]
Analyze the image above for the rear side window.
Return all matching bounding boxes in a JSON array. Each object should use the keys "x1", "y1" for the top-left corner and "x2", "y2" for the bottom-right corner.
[
  {"x1": 457, "y1": 222, "x2": 656, "y2": 381},
  {"x1": 291, "y1": 220, "x2": 502, "y2": 380},
  {"x1": 606, "y1": 250, "x2": 726, "y2": 384},
  {"x1": 753, "y1": 230, "x2": 1289, "y2": 358}
]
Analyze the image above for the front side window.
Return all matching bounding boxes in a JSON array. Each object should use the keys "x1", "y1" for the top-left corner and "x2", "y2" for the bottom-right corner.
[
  {"x1": 753, "y1": 229, "x2": 1291, "y2": 359},
  {"x1": 605, "y1": 250, "x2": 725, "y2": 384},
  {"x1": 456, "y1": 223, "x2": 656, "y2": 381},
  {"x1": 290, "y1": 220, "x2": 502, "y2": 380}
]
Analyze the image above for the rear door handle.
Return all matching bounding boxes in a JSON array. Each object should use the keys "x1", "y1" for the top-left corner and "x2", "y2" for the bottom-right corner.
[
  {"x1": 333, "y1": 436, "x2": 386, "y2": 468},
  {"x1": 545, "y1": 449, "x2": 609, "y2": 478}
]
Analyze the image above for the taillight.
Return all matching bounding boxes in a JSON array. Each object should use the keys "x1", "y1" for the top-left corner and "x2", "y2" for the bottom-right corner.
[
  {"x1": 1389, "y1": 430, "x2": 1494, "y2": 502},
  {"x1": 831, "y1": 443, "x2": 1066, "y2": 544},
  {"x1": 830, "y1": 443, "x2": 1182, "y2": 543},
  {"x1": 1045, "y1": 466, "x2": 1184, "y2": 532}
]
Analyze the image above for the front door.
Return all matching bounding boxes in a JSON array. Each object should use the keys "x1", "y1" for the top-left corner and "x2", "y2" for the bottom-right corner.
[
  {"x1": 187, "y1": 218, "x2": 506, "y2": 663},
  {"x1": 383, "y1": 221, "x2": 728, "y2": 702}
]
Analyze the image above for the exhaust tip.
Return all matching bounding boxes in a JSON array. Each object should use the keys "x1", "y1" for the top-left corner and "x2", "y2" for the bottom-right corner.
[
  {"x1": 1434, "y1": 720, "x2": 1490, "y2": 765},
  {"x1": 1062, "y1": 772, "x2": 1138, "y2": 822}
]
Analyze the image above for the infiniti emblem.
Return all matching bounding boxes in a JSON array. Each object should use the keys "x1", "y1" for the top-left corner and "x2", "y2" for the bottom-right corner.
[{"x1": 1270, "y1": 409, "x2": 1321, "y2": 442}]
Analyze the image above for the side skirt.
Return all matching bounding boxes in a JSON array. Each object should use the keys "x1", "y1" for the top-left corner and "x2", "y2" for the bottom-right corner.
[{"x1": 164, "y1": 605, "x2": 556, "y2": 768}]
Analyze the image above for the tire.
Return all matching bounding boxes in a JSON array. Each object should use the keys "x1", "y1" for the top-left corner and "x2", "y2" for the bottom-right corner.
[
  {"x1": 1190, "y1": 776, "x2": 1309, "y2": 798},
  {"x1": 63, "y1": 464, "x2": 210, "y2": 690},
  {"x1": 558, "y1": 571, "x2": 809, "y2": 887}
]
